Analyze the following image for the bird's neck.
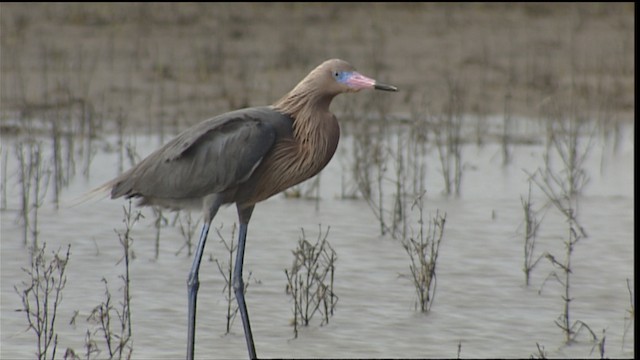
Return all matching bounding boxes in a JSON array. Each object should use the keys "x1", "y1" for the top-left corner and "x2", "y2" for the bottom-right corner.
[
  {"x1": 273, "y1": 88, "x2": 340, "y2": 173},
  {"x1": 273, "y1": 88, "x2": 335, "y2": 140}
]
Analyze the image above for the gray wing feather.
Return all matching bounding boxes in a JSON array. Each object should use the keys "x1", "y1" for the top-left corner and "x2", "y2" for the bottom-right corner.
[{"x1": 110, "y1": 107, "x2": 280, "y2": 200}]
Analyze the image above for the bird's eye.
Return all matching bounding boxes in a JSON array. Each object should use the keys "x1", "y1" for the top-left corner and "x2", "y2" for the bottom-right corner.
[{"x1": 333, "y1": 71, "x2": 340, "y2": 79}]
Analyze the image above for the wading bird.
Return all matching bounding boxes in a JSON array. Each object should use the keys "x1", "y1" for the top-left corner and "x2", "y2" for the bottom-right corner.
[{"x1": 101, "y1": 59, "x2": 397, "y2": 359}]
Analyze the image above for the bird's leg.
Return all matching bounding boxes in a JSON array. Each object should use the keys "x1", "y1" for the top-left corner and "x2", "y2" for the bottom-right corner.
[
  {"x1": 235, "y1": 205, "x2": 257, "y2": 359},
  {"x1": 186, "y1": 222, "x2": 210, "y2": 360},
  {"x1": 187, "y1": 196, "x2": 223, "y2": 360}
]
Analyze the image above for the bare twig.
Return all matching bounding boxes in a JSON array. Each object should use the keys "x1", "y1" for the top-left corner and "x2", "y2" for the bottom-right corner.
[
  {"x1": 622, "y1": 278, "x2": 634, "y2": 350},
  {"x1": 521, "y1": 181, "x2": 544, "y2": 286},
  {"x1": 85, "y1": 201, "x2": 139, "y2": 359},
  {"x1": 175, "y1": 211, "x2": 200, "y2": 257},
  {"x1": 285, "y1": 225, "x2": 337, "y2": 337},
  {"x1": 402, "y1": 196, "x2": 446, "y2": 313},
  {"x1": 14, "y1": 244, "x2": 71, "y2": 360},
  {"x1": 213, "y1": 223, "x2": 252, "y2": 334}
]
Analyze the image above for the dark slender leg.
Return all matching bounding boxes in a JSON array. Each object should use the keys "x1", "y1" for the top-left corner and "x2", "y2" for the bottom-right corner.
[
  {"x1": 236, "y1": 205, "x2": 257, "y2": 359},
  {"x1": 187, "y1": 196, "x2": 222, "y2": 360},
  {"x1": 187, "y1": 222, "x2": 210, "y2": 360}
]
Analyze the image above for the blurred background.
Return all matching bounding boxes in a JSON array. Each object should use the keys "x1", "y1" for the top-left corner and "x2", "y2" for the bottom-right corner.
[{"x1": 1, "y1": 3, "x2": 634, "y2": 131}]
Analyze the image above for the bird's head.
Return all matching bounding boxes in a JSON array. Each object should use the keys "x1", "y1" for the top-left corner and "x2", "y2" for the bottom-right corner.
[
  {"x1": 274, "y1": 59, "x2": 397, "y2": 116},
  {"x1": 310, "y1": 59, "x2": 398, "y2": 95}
]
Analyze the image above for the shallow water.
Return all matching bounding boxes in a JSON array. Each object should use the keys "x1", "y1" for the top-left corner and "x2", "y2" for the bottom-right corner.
[{"x1": 1, "y1": 119, "x2": 634, "y2": 358}]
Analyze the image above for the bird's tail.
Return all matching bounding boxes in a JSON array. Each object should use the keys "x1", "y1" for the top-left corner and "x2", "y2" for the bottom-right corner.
[{"x1": 64, "y1": 181, "x2": 112, "y2": 208}]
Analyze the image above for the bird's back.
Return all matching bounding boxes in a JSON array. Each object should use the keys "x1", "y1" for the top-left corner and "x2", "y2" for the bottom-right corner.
[{"x1": 108, "y1": 106, "x2": 294, "y2": 210}]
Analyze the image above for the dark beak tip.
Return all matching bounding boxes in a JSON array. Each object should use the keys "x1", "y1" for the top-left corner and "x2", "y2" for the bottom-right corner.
[{"x1": 374, "y1": 83, "x2": 398, "y2": 92}]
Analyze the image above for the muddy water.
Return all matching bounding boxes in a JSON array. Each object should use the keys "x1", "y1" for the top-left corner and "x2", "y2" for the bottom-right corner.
[{"x1": 1, "y1": 120, "x2": 634, "y2": 358}]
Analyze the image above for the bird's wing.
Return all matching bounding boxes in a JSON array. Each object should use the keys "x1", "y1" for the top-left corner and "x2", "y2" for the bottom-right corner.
[{"x1": 110, "y1": 107, "x2": 285, "y2": 200}]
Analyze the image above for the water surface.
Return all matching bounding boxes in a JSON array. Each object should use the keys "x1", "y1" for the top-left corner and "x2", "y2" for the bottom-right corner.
[{"x1": 1, "y1": 120, "x2": 634, "y2": 358}]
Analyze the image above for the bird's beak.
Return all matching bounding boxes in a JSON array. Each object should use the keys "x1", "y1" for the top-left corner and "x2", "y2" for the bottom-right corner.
[
  {"x1": 347, "y1": 72, "x2": 398, "y2": 92},
  {"x1": 374, "y1": 82, "x2": 398, "y2": 92}
]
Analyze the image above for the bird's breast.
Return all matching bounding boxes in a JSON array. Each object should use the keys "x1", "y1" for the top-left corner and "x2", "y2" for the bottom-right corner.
[{"x1": 242, "y1": 117, "x2": 340, "y2": 205}]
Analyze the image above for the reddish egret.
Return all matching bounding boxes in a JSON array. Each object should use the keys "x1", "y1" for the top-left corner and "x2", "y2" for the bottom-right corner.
[{"x1": 101, "y1": 59, "x2": 397, "y2": 359}]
